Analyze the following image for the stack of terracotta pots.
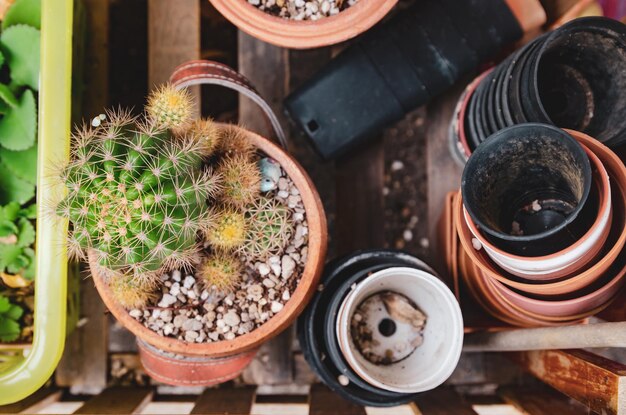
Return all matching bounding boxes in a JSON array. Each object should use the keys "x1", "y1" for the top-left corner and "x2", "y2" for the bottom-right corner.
[{"x1": 448, "y1": 124, "x2": 626, "y2": 327}]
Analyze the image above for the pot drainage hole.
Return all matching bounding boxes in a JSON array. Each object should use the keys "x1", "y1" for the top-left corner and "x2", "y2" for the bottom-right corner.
[
  {"x1": 510, "y1": 198, "x2": 576, "y2": 236},
  {"x1": 350, "y1": 291, "x2": 426, "y2": 365}
]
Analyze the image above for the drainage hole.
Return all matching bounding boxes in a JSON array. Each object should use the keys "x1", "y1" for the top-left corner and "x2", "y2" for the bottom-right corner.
[{"x1": 378, "y1": 318, "x2": 397, "y2": 337}]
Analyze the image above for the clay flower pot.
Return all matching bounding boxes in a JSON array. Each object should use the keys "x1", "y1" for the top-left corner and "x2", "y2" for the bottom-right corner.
[
  {"x1": 462, "y1": 124, "x2": 593, "y2": 256},
  {"x1": 464, "y1": 141, "x2": 612, "y2": 280},
  {"x1": 208, "y1": 0, "x2": 398, "y2": 49},
  {"x1": 335, "y1": 267, "x2": 463, "y2": 394},
  {"x1": 91, "y1": 123, "x2": 327, "y2": 385}
]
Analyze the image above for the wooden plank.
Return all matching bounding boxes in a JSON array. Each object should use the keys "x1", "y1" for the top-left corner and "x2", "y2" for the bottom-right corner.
[
  {"x1": 237, "y1": 31, "x2": 293, "y2": 386},
  {"x1": 425, "y1": 88, "x2": 464, "y2": 272},
  {"x1": 74, "y1": 387, "x2": 153, "y2": 415},
  {"x1": 56, "y1": 0, "x2": 110, "y2": 394},
  {"x1": 148, "y1": 0, "x2": 200, "y2": 115},
  {"x1": 308, "y1": 384, "x2": 366, "y2": 415},
  {"x1": 0, "y1": 388, "x2": 61, "y2": 414},
  {"x1": 335, "y1": 139, "x2": 385, "y2": 255},
  {"x1": 190, "y1": 386, "x2": 256, "y2": 415},
  {"x1": 509, "y1": 349, "x2": 626, "y2": 415},
  {"x1": 499, "y1": 386, "x2": 589, "y2": 415},
  {"x1": 412, "y1": 387, "x2": 478, "y2": 415}
]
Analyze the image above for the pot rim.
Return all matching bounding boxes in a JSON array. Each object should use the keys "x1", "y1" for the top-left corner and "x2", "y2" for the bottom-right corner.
[
  {"x1": 91, "y1": 125, "x2": 328, "y2": 357},
  {"x1": 461, "y1": 123, "x2": 593, "y2": 243},
  {"x1": 336, "y1": 267, "x2": 463, "y2": 394},
  {"x1": 208, "y1": 0, "x2": 398, "y2": 49},
  {"x1": 456, "y1": 69, "x2": 493, "y2": 158},
  {"x1": 464, "y1": 141, "x2": 611, "y2": 267}
]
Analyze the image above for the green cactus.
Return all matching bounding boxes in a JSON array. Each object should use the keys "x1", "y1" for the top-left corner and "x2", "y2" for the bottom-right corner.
[
  {"x1": 55, "y1": 105, "x2": 219, "y2": 282},
  {"x1": 241, "y1": 198, "x2": 293, "y2": 261},
  {"x1": 197, "y1": 253, "x2": 242, "y2": 292}
]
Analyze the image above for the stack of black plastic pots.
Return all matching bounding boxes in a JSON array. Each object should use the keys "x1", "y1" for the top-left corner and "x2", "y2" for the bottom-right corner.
[
  {"x1": 457, "y1": 17, "x2": 626, "y2": 155},
  {"x1": 297, "y1": 250, "x2": 462, "y2": 407},
  {"x1": 285, "y1": 0, "x2": 525, "y2": 159}
]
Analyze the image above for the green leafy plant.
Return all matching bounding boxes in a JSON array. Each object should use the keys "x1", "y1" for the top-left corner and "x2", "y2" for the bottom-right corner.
[
  {"x1": 0, "y1": 202, "x2": 36, "y2": 281},
  {"x1": 0, "y1": 294, "x2": 23, "y2": 342}
]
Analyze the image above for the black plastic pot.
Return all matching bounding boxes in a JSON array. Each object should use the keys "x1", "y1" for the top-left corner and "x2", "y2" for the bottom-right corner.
[
  {"x1": 461, "y1": 124, "x2": 593, "y2": 256},
  {"x1": 297, "y1": 250, "x2": 435, "y2": 407},
  {"x1": 284, "y1": 0, "x2": 523, "y2": 159},
  {"x1": 527, "y1": 17, "x2": 626, "y2": 146},
  {"x1": 462, "y1": 17, "x2": 626, "y2": 153}
]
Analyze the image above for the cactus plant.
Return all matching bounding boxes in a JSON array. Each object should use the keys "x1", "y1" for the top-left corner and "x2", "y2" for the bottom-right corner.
[
  {"x1": 146, "y1": 84, "x2": 193, "y2": 130},
  {"x1": 55, "y1": 100, "x2": 219, "y2": 283},
  {"x1": 109, "y1": 273, "x2": 157, "y2": 309},
  {"x1": 197, "y1": 253, "x2": 242, "y2": 292},
  {"x1": 205, "y1": 208, "x2": 246, "y2": 251},
  {"x1": 216, "y1": 124, "x2": 255, "y2": 158},
  {"x1": 241, "y1": 198, "x2": 293, "y2": 261},
  {"x1": 188, "y1": 118, "x2": 221, "y2": 157},
  {"x1": 218, "y1": 153, "x2": 261, "y2": 207}
]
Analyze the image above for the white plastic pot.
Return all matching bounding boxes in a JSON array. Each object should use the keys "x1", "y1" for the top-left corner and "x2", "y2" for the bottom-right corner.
[{"x1": 336, "y1": 267, "x2": 463, "y2": 394}]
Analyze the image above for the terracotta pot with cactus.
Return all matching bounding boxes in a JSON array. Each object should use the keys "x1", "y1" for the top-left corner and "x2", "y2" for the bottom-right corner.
[{"x1": 52, "y1": 60, "x2": 327, "y2": 386}]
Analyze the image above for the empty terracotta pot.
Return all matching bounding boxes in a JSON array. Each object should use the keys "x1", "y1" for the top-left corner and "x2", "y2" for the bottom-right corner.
[
  {"x1": 462, "y1": 124, "x2": 593, "y2": 256},
  {"x1": 208, "y1": 0, "x2": 398, "y2": 49},
  {"x1": 91, "y1": 124, "x2": 328, "y2": 385},
  {"x1": 464, "y1": 142, "x2": 612, "y2": 280}
]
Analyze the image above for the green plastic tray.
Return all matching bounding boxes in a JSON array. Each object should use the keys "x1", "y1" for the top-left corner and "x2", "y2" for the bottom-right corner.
[{"x1": 0, "y1": 0, "x2": 72, "y2": 404}]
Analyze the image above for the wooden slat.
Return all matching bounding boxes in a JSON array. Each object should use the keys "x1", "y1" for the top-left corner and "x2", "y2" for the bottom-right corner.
[
  {"x1": 74, "y1": 387, "x2": 153, "y2": 415},
  {"x1": 55, "y1": 0, "x2": 110, "y2": 395},
  {"x1": 148, "y1": 0, "x2": 200, "y2": 115},
  {"x1": 510, "y1": 349, "x2": 626, "y2": 415},
  {"x1": 0, "y1": 388, "x2": 61, "y2": 414},
  {"x1": 308, "y1": 384, "x2": 366, "y2": 415},
  {"x1": 412, "y1": 387, "x2": 478, "y2": 415},
  {"x1": 335, "y1": 139, "x2": 385, "y2": 255},
  {"x1": 498, "y1": 386, "x2": 589, "y2": 415},
  {"x1": 190, "y1": 386, "x2": 256, "y2": 415}
]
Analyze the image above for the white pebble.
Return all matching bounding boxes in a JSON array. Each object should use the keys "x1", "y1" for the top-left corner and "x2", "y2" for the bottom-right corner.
[
  {"x1": 183, "y1": 276, "x2": 195, "y2": 289},
  {"x1": 271, "y1": 301, "x2": 284, "y2": 313},
  {"x1": 224, "y1": 311, "x2": 241, "y2": 326},
  {"x1": 281, "y1": 255, "x2": 296, "y2": 280},
  {"x1": 258, "y1": 263, "x2": 271, "y2": 276}
]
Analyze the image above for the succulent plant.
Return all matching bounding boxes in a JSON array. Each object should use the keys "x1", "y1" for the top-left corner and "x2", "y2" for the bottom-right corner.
[
  {"x1": 146, "y1": 84, "x2": 193, "y2": 130},
  {"x1": 205, "y1": 208, "x2": 246, "y2": 251},
  {"x1": 197, "y1": 253, "x2": 242, "y2": 292},
  {"x1": 109, "y1": 273, "x2": 157, "y2": 309},
  {"x1": 0, "y1": 202, "x2": 36, "y2": 282},
  {"x1": 55, "y1": 101, "x2": 219, "y2": 283},
  {"x1": 188, "y1": 118, "x2": 220, "y2": 157},
  {"x1": 216, "y1": 124, "x2": 255, "y2": 158},
  {"x1": 0, "y1": 294, "x2": 23, "y2": 342},
  {"x1": 218, "y1": 154, "x2": 261, "y2": 207},
  {"x1": 241, "y1": 198, "x2": 293, "y2": 261}
]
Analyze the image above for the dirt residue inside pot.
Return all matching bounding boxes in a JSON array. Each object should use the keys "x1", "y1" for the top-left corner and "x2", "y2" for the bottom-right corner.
[
  {"x1": 350, "y1": 291, "x2": 426, "y2": 365},
  {"x1": 249, "y1": 0, "x2": 358, "y2": 21}
]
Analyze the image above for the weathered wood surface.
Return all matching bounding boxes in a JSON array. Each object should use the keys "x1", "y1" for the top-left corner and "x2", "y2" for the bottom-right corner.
[
  {"x1": 498, "y1": 385, "x2": 589, "y2": 415},
  {"x1": 190, "y1": 386, "x2": 256, "y2": 415},
  {"x1": 0, "y1": 388, "x2": 61, "y2": 414},
  {"x1": 56, "y1": 0, "x2": 110, "y2": 393},
  {"x1": 148, "y1": 0, "x2": 201, "y2": 114},
  {"x1": 308, "y1": 384, "x2": 367, "y2": 415},
  {"x1": 412, "y1": 387, "x2": 479, "y2": 414},
  {"x1": 74, "y1": 387, "x2": 153, "y2": 414},
  {"x1": 510, "y1": 349, "x2": 626, "y2": 415}
]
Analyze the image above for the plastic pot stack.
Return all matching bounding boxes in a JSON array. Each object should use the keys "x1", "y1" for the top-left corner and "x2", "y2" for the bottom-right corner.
[
  {"x1": 298, "y1": 250, "x2": 463, "y2": 406},
  {"x1": 453, "y1": 17, "x2": 626, "y2": 159},
  {"x1": 450, "y1": 123, "x2": 626, "y2": 327}
]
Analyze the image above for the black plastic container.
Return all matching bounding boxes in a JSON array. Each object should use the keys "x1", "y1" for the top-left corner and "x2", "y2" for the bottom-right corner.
[
  {"x1": 297, "y1": 250, "x2": 435, "y2": 407},
  {"x1": 463, "y1": 17, "x2": 626, "y2": 151},
  {"x1": 461, "y1": 124, "x2": 593, "y2": 256},
  {"x1": 285, "y1": 0, "x2": 523, "y2": 159}
]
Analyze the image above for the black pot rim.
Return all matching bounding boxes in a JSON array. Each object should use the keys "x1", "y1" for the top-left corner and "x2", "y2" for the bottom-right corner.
[{"x1": 461, "y1": 123, "x2": 593, "y2": 243}]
